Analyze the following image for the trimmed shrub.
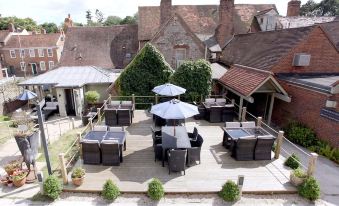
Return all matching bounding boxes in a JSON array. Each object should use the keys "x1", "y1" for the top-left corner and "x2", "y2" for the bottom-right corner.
[
  {"x1": 293, "y1": 168, "x2": 307, "y2": 178},
  {"x1": 219, "y1": 180, "x2": 240, "y2": 202},
  {"x1": 147, "y1": 178, "x2": 164, "y2": 201},
  {"x1": 284, "y1": 153, "x2": 300, "y2": 169},
  {"x1": 85, "y1": 91, "x2": 100, "y2": 104},
  {"x1": 298, "y1": 177, "x2": 321, "y2": 201},
  {"x1": 43, "y1": 175, "x2": 62, "y2": 200},
  {"x1": 285, "y1": 122, "x2": 318, "y2": 148},
  {"x1": 102, "y1": 179, "x2": 120, "y2": 201}
]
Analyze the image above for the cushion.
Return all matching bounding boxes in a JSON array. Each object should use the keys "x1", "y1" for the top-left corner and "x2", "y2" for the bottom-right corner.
[
  {"x1": 101, "y1": 139, "x2": 119, "y2": 144},
  {"x1": 225, "y1": 122, "x2": 241, "y2": 128},
  {"x1": 205, "y1": 98, "x2": 215, "y2": 103},
  {"x1": 110, "y1": 101, "x2": 121, "y2": 106},
  {"x1": 109, "y1": 127, "x2": 124, "y2": 132},
  {"x1": 93, "y1": 125, "x2": 107, "y2": 131},
  {"x1": 82, "y1": 139, "x2": 100, "y2": 144},
  {"x1": 121, "y1": 101, "x2": 132, "y2": 106},
  {"x1": 216, "y1": 98, "x2": 226, "y2": 103},
  {"x1": 258, "y1": 135, "x2": 275, "y2": 139},
  {"x1": 241, "y1": 121, "x2": 256, "y2": 128}
]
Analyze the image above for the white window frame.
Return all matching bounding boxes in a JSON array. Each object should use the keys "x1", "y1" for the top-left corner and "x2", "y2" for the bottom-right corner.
[
  {"x1": 38, "y1": 48, "x2": 44, "y2": 57},
  {"x1": 20, "y1": 62, "x2": 26, "y2": 71},
  {"x1": 10, "y1": 50, "x2": 16, "y2": 58},
  {"x1": 48, "y1": 61, "x2": 54, "y2": 69},
  {"x1": 175, "y1": 48, "x2": 187, "y2": 69},
  {"x1": 29, "y1": 49, "x2": 35, "y2": 57},
  {"x1": 40, "y1": 61, "x2": 46, "y2": 71},
  {"x1": 47, "y1": 48, "x2": 53, "y2": 57},
  {"x1": 20, "y1": 49, "x2": 25, "y2": 58}
]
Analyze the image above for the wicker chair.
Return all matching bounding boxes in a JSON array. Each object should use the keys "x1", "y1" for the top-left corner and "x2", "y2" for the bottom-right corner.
[
  {"x1": 208, "y1": 106, "x2": 223, "y2": 123},
  {"x1": 154, "y1": 115, "x2": 166, "y2": 127},
  {"x1": 110, "y1": 101, "x2": 121, "y2": 107},
  {"x1": 167, "y1": 149, "x2": 187, "y2": 175},
  {"x1": 241, "y1": 121, "x2": 256, "y2": 128},
  {"x1": 254, "y1": 136, "x2": 275, "y2": 160},
  {"x1": 188, "y1": 127, "x2": 198, "y2": 141},
  {"x1": 104, "y1": 109, "x2": 118, "y2": 126},
  {"x1": 232, "y1": 136, "x2": 257, "y2": 161},
  {"x1": 151, "y1": 127, "x2": 162, "y2": 162},
  {"x1": 109, "y1": 127, "x2": 124, "y2": 132},
  {"x1": 101, "y1": 140, "x2": 120, "y2": 166},
  {"x1": 222, "y1": 106, "x2": 234, "y2": 122},
  {"x1": 117, "y1": 109, "x2": 132, "y2": 126},
  {"x1": 223, "y1": 122, "x2": 241, "y2": 148},
  {"x1": 187, "y1": 134, "x2": 204, "y2": 166},
  {"x1": 93, "y1": 125, "x2": 108, "y2": 131},
  {"x1": 81, "y1": 140, "x2": 101, "y2": 165},
  {"x1": 194, "y1": 105, "x2": 206, "y2": 120}
]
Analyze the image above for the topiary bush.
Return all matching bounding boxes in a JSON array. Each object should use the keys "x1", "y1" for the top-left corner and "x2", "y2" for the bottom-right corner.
[
  {"x1": 43, "y1": 175, "x2": 62, "y2": 200},
  {"x1": 285, "y1": 122, "x2": 318, "y2": 148},
  {"x1": 171, "y1": 59, "x2": 212, "y2": 102},
  {"x1": 147, "y1": 178, "x2": 164, "y2": 201},
  {"x1": 85, "y1": 91, "x2": 100, "y2": 104},
  {"x1": 298, "y1": 176, "x2": 320, "y2": 201},
  {"x1": 284, "y1": 153, "x2": 300, "y2": 169},
  {"x1": 219, "y1": 180, "x2": 240, "y2": 202},
  {"x1": 102, "y1": 179, "x2": 120, "y2": 201}
]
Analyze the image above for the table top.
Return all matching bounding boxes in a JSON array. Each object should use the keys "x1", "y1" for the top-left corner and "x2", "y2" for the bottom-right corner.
[
  {"x1": 83, "y1": 131, "x2": 126, "y2": 144},
  {"x1": 161, "y1": 126, "x2": 191, "y2": 149},
  {"x1": 223, "y1": 127, "x2": 271, "y2": 140}
]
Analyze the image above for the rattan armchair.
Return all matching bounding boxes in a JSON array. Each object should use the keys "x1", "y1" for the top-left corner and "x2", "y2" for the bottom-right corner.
[
  {"x1": 167, "y1": 149, "x2": 187, "y2": 175},
  {"x1": 81, "y1": 140, "x2": 101, "y2": 165},
  {"x1": 104, "y1": 108, "x2": 118, "y2": 126},
  {"x1": 254, "y1": 136, "x2": 275, "y2": 160},
  {"x1": 232, "y1": 136, "x2": 257, "y2": 161},
  {"x1": 101, "y1": 140, "x2": 120, "y2": 166}
]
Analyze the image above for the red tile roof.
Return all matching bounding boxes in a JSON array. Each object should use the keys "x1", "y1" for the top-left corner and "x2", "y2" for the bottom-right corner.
[
  {"x1": 5, "y1": 33, "x2": 61, "y2": 48},
  {"x1": 219, "y1": 65, "x2": 270, "y2": 97},
  {"x1": 0, "y1": 30, "x2": 10, "y2": 42}
]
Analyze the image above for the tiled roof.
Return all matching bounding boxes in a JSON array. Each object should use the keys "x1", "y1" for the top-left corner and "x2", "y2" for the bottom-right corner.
[
  {"x1": 220, "y1": 26, "x2": 314, "y2": 71},
  {"x1": 138, "y1": 4, "x2": 276, "y2": 40},
  {"x1": 219, "y1": 65, "x2": 270, "y2": 97},
  {"x1": 320, "y1": 21, "x2": 339, "y2": 52},
  {"x1": 211, "y1": 63, "x2": 228, "y2": 79},
  {"x1": 0, "y1": 30, "x2": 10, "y2": 42},
  {"x1": 59, "y1": 25, "x2": 139, "y2": 69},
  {"x1": 4, "y1": 33, "x2": 61, "y2": 48},
  {"x1": 277, "y1": 16, "x2": 337, "y2": 30}
]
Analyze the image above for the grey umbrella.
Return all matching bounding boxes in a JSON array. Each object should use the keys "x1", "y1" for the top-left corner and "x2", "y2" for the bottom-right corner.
[{"x1": 17, "y1": 90, "x2": 37, "y2": 101}]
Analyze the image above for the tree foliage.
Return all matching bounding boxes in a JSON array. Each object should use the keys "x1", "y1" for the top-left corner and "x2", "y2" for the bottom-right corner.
[
  {"x1": 171, "y1": 59, "x2": 212, "y2": 102},
  {"x1": 300, "y1": 0, "x2": 339, "y2": 16},
  {"x1": 117, "y1": 43, "x2": 173, "y2": 98},
  {"x1": 40, "y1": 22, "x2": 58, "y2": 33},
  {"x1": 104, "y1": 16, "x2": 122, "y2": 26},
  {"x1": 0, "y1": 16, "x2": 38, "y2": 31},
  {"x1": 95, "y1": 9, "x2": 104, "y2": 23}
]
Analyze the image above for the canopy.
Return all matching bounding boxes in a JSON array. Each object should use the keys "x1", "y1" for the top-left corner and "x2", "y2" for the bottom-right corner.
[
  {"x1": 150, "y1": 99, "x2": 198, "y2": 120},
  {"x1": 17, "y1": 90, "x2": 37, "y2": 101},
  {"x1": 152, "y1": 83, "x2": 186, "y2": 96}
]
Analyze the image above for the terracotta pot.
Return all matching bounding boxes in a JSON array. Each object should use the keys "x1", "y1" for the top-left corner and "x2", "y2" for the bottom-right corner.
[
  {"x1": 13, "y1": 176, "x2": 26, "y2": 187},
  {"x1": 290, "y1": 172, "x2": 306, "y2": 186},
  {"x1": 5, "y1": 169, "x2": 15, "y2": 176},
  {"x1": 72, "y1": 176, "x2": 85, "y2": 186}
]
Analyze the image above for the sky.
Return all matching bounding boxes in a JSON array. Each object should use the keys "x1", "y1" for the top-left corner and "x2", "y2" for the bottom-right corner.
[{"x1": 0, "y1": 0, "x2": 321, "y2": 25}]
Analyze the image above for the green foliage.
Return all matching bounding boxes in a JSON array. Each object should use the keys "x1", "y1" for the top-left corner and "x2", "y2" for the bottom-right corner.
[
  {"x1": 284, "y1": 154, "x2": 300, "y2": 169},
  {"x1": 95, "y1": 9, "x2": 104, "y2": 23},
  {"x1": 0, "y1": 16, "x2": 38, "y2": 31},
  {"x1": 120, "y1": 14, "x2": 138, "y2": 25},
  {"x1": 43, "y1": 175, "x2": 62, "y2": 200},
  {"x1": 0, "y1": 115, "x2": 10, "y2": 121},
  {"x1": 147, "y1": 178, "x2": 165, "y2": 201},
  {"x1": 117, "y1": 43, "x2": 173, "y2": 100},
  {"x1": 171, "y1": 59, "x2": 212, "y2": 102},
  {"x1": 102, "y1": 179, "x2": 120, "y2": 201},
  {"x1": 40, "y1": 22, "x2": 58, "y2": 33},
  {"x1": 309, "y1": 142, "x2": 339, "y2": 163},
  {"x1": 219, "y1": 180, "x2": 240, "y2": 202},
  {"x1": 71, "y1": 167, "x2": 85, "y2": 178},
  {"x1": 285, "y1": 122, "x2": 318, "y2": 148},
  {"x1": 293, "y1": 168, "x2": 307, "y2": 178},
  {"x1": 85, "y1": 91, "x2": 100, "y2": 104},
  {"x1": 300, "y1": 0, "x2": 339, "y2": 16},
  {"x1": 298, "y1": 177, "x2": 321, "y2": 201},
  {"x1": 104, "y1": 16, "x2": 122, "y2": 26}
]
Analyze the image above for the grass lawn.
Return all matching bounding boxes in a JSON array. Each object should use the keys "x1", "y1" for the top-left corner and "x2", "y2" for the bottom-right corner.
[
  {"x1": 0, "y1": 117, "x2": 15, "y2": 145},
  {"x1": 38, "y1": 127, "x2": 84, "y2": 177}
]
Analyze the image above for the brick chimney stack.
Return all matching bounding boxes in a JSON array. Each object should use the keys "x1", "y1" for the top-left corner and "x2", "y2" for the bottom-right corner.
[
  {"x1": 8, "y1": 23, "x2": 15, "y2": 32},
  {"x1": 63, "y1": 14, "x2": 73, "y2": 33},
  {"x1": 215, "y1": 0, "x2": 234, "y2": 48},
  {"x1": 41, "y1": 28, "x2": 47, "y2": 34},
  {"x1": 160, "y1": 0, "x2": 172, "y2": 25},
  {"x1": 287, "y1": 0, "x2": 301, "y2": 16}
]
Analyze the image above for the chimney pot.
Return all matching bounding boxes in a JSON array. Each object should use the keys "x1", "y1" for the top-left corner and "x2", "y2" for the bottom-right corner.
[
  {"x1": 215, "y1": 0, "x2": 234, "y2": 47},
  {"x1": 160, "y1": 0, "x2": 172, "y2": 25},
  {"x1": 287, "y1": 0, "x2": 301, "y2": 17},
  {"x1": 8, "y1": 23, "x2": 15, "y2": 32}
]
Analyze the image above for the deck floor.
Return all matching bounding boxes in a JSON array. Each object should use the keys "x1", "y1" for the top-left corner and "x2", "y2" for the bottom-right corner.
[{"x1": 64, "y1": 110, "x2": 295, "y2": 193}]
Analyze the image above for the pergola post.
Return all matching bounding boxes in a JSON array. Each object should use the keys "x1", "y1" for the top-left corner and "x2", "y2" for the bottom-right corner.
[
  {"x1": 241, "y1": 107, "x2": 247, "y2": 122},
  {"x1": 274, "y1": 131, "x2": 284, "y2": 159},
  {"x1": 257, "y1": 117, "x2": 262, "y2": 127},
  {"x1": 267, "y1": 93, "x2": 275, "y2": 125},
  {"x1": 238, "y1": 97, "x2": 243, "y2": 121},
  {"x1": 307, "y1": 153, "x2": 318, "y2": 176},
  {"x1": 58, "y1": 153, "x2": 68, "y2": 184}
]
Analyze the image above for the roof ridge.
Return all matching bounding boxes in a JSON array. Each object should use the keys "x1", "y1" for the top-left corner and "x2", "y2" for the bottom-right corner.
[{"x1": 233, "y1": 64, "x2": 273, "y2": 75}]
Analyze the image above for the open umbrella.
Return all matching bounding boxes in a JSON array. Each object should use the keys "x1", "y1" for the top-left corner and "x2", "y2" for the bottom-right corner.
[
  {"x1": 152, "y1": 83, "x2": 186, "y2": 96},
  {"x1": 17, "y1": 90, "x2": 37, "y2": 101}
]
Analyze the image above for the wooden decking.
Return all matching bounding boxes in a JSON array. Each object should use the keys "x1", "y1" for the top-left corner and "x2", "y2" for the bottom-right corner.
[{"x1": 64, "y1": 110, "x2": 295, "y2": 193}]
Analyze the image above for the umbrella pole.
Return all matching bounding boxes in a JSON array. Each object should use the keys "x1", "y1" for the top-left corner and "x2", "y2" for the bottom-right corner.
[{"x1": 173, "y1": 119, "x2": 176, "y2": 136}]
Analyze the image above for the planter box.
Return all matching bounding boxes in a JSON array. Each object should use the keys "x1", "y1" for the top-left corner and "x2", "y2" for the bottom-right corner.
[{"x1": 290, "y1": 172, "x2": 307, "y2": 186}]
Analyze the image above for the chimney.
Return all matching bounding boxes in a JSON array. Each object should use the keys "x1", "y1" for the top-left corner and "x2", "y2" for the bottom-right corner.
[
  {"x1": 8, "y1": 23, "x2": 15, "y2": 32},
  {"x1": 63, "y1": 14, "x2": 73, "y2": 33},
  {"x1": 41, "y1": 28, "x2": 47, "y2": 34},
  {"x1": 160, "y1": 0, "x2": 172, "y2": 25},
  {"x1": 287, "y1": 0, "x2": 301, "y2": 17},
  {"x1": 215, "y1": 0, "x2": 234, "y2": 47}
]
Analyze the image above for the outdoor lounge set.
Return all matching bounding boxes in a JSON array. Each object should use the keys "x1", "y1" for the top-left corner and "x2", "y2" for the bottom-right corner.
[
  {"x1": 104, "y1": 100, "x2": 134, "y2": 126},
  {"x1": 222, "y1": 121, "x2": 276, "y2": 161},
  {"x1": 195, "y1": 98, "x2": 235, "y2": 123}
]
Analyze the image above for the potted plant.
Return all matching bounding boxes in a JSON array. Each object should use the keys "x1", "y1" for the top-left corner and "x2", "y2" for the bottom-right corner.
[
  {"x1": 12, "y1": 169, "x2": 28, "y2": 187},
  {"x1": 71, "y1": 167, "x2": 85, "y2": 186},
  {"x1": 290, "y1": 168, "x2": 308, "y2": 186},
  {"x1": 4, "y1": 160, "x2": 21, "y2": 176},
  {"x1": 85, "y1": 91, "x2": 100, "y2": 110}
]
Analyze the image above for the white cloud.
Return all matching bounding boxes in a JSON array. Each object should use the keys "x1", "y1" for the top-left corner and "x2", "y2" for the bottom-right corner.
[{"x1": 0, "y1": 0, "x2": 322, "y2": 25}]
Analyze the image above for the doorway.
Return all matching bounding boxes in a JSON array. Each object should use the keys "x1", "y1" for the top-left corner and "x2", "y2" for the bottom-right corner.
[
  {"x1": 31, "y1": 63, "x2": 38, "y2": 75},
  {"x1": 64, "y1": 89, "x2": 76, "y2": 116}
]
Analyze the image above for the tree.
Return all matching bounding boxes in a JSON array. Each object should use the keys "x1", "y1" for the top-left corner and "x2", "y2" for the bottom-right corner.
[
  {"x1": 300, "y1": 0, "x2": 339, "y2": 16},
  {"x1": 103, "y1": 16, "x2": 122, "y2": 26},
  {"x1": 95, "y1": 9, "x2": 104, "y2": 24},
  {"x1": 120, "y1": 15, "x2": 137, "y2": 25},
  {"x1": 40, "y1": 22, "x2": 58, "y2": 33},
  {"x1": 171, "y1": 59, "x2": 212, "y2": 102},
  {"x1": 117, "y1": 43, "x2": 173, "y2": 98},
  {"x1": 85, "y1": 10, "x2": 93, "y2": 25},
  {"x1": 0, "y1": 16, "x2": 38, "y2": 31}
]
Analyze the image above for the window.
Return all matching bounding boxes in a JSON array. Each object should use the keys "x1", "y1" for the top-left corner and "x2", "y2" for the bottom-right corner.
[
  {"x1": 20, "y1": 62, "x2": 26, "y2": 71},
  {"x1": 47, "y1": 48, "x2": 53, "y2": 57},
  {"x1": 175, "y1": 48, "x2": 186, "y2": 69},
  {"x1": 20, "y1": 49, "x2": 25, "y2": 58},
  {"x1": 48, "y1": 61, "x2": 54, "y2": 69},
  {"x1": 29, "y1": 49, "x2": 35, "y2": 57},
  {"x1": 10, "y1": 50, "x2": 16, "y2": 58},
  {"x1": 38, "y1": 48, "x2": 44, "y2": 57},
  {"x1": 40, "y1": 61, "x2": 46, "y2": 71},
  {"x1": 260, "y1": 18, "x2": 264, "y2": 24}
]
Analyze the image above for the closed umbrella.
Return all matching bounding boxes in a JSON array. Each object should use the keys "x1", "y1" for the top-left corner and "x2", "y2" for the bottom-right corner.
[
  {"x1": 152, "y1": 83, "x2": 186, "y2": 96},
  {"x1": 17, "y1": 90, "x2": 37, "y2": 101}
]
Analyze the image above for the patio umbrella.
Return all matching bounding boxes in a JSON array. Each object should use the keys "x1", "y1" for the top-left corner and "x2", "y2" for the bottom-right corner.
[
  {"x1": 17, "y1": 90, "x2": 37, "y2": 101},
  {"x1": 152, "y1": 83, "x2": 186, "y2": 96}
]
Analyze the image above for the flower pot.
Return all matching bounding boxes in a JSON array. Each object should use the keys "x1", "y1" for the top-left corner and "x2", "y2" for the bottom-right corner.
[
  {"x1": 290, "y1": 172, "x2": 306, "y2": 186},
  {"x1": 72, "y1": 176, "x2": 85, "y2": 186},
  {"x1": 5, "y1": 168, "x2": 15, "y2": 176},
  {"x1": 13, "y1": 176, "x2": 26, "y2": 187}
]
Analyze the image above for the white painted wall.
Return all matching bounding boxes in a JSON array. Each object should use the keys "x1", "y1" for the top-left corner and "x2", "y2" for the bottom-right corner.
[{"x1": 56, "y1": 88, "x2": 67, "y2": 117}]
